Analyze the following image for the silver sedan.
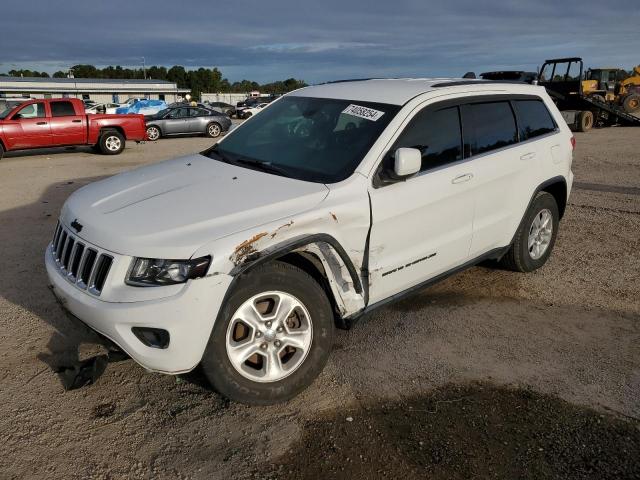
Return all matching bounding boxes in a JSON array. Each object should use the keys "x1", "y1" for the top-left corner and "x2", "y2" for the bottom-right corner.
[{"x1": 144, "y1": 106, "x2": 232, "y2": 141}]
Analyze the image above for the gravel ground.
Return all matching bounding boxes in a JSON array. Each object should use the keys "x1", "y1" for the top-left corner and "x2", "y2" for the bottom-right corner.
[{"x1": 0, "y1": 127, "x2": 638, "y2": 479}]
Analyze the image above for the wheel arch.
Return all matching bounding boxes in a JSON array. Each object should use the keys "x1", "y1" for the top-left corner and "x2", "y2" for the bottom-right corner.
[
  {"x1": 508, "y1": 175, "x2": 568, "y2": 248},
  {"x1": 539, "y1": 176, "x2": 568, "y2": 219},
  {"x1": 100, "y1": 125, "x2": 126, "y2": 140},
  {"x1": 227, "y1": 233, "x2": 365, "y2": 328}
]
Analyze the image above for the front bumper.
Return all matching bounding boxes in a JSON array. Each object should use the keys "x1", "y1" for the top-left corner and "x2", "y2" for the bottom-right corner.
[{"x1": 45, "y1": 245, "x2": 233, "y2": 374}]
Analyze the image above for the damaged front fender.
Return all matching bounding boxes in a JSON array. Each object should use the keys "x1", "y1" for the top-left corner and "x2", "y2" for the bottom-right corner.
[{"x1": 229, "y1": 233, "x2": 366, "y2": 319}]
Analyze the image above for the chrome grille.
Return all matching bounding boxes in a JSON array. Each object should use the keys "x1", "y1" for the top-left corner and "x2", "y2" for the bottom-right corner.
[{"x1": 50, "y1": 221, "x2": 113, "y2": 296}]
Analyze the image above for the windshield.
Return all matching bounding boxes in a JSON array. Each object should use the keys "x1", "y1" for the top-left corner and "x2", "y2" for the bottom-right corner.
[
  {"x1": 155, "y1": 108, "x2": 170, "y2": 117},
  {"x1": 206, "y1": 96, "x2": 400, "y2": 183}
]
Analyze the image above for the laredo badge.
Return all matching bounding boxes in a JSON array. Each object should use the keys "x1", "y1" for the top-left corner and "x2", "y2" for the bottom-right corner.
[{"x1": 342, "y1": 104, "x2": 385, "y2": 121}]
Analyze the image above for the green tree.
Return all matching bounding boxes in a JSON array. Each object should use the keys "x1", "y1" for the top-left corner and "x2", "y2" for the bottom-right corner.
[
  {"x1": 167, "y1": 66, "x2": 188, "y2": 88},
  {"x1": 1, "y1": 64, "x2": 308, "y2": 97}
]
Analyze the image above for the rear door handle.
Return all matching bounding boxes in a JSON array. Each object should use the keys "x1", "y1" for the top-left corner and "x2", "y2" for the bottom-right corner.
[
  {"x1": 520, "y1": 152, "x2": 536, "y2": 161},
  {"x1": 452, "y1": 173, "x2": 474, "y2": 184},
  {"x1": 72, "y1": 119, "x2": 82, "y2": 123},
  {"x1": 36, "y1": 121, "x2": 47, "y2": 125}
]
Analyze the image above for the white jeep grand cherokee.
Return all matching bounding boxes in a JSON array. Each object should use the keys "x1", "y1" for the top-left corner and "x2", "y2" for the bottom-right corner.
[{"x1": 46, "y1": 78, "x2": 574, "y2": 404}]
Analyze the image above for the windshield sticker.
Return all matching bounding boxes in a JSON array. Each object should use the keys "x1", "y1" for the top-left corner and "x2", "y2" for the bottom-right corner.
[{"x1": 342, "y1": 104, "x2": 385, "y2": 121}]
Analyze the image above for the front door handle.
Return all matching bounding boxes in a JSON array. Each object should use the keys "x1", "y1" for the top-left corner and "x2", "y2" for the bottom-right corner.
[
  {"x1": 72, "y1": 119, "x2": 82, "y2": 123},
  {"x1": 520, "y1": 152, "x2": 536, "y2": 161},
  {"x1": 36, "y1": 121, "x2": 47, "y2": 125},
  {"x1": 452, "y1": 173, "x2": 474, "y2": 184}
]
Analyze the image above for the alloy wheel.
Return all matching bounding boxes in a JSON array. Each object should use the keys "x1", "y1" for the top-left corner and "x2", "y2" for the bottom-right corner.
[
  {"x1": 528, "y1": 209, "x2": 553, "y2": 260},
  {"x1": 225, "y1": 291, "x2": 313, "y2": 383},
  {"x1": 105, "y1": 135, "x2": 121, "y2": 152}
]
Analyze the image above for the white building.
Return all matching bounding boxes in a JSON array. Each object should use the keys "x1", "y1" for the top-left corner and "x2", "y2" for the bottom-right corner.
[{"x1": 0, "y1": 76, "x2": 190, "y2": 103}]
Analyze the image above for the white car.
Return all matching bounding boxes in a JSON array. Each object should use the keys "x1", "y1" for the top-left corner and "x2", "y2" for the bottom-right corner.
[
  {"x1": 46, "y1": 79, "x2": 574, "y2": 404},
  {"x1": 85, "y1": 103, "x2": 120, "y2": 114},
  {"x1": 241, "y1": 102, "x2": 269, "y2": 118},
  {"x1": 105, "y1": 98, "x2": 142, "y2": 114}
]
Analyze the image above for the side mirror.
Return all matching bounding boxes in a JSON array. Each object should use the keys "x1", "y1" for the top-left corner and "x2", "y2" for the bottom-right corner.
[
  {"x1": 393, "y1": 148, "x2": 421, "y2": 178},
  {"x1": 12, "y1": 113, "x2": 23, "y2": 120}
]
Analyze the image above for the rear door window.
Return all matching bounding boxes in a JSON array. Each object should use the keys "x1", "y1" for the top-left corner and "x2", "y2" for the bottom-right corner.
[
  {"x1": 50, "y1": 101, "x2": 77, "y2": 117},
  {"x1": 513, "y1": 100, "x2": 557, "y2": 140},
  {"x1": 461, "y1": 102, "x2": 518, "y2": 156},
  {"x1": 393, "y1": 106, "x2": 463, "y2": 171}
]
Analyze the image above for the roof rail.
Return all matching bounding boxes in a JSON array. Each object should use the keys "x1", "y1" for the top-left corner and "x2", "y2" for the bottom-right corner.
[
  {"x1": 323, "y1": 78, "x2": 375, "y2": 84},
  {"x1": 431, "y1": 80, "x2": 530, "y2": 88}
]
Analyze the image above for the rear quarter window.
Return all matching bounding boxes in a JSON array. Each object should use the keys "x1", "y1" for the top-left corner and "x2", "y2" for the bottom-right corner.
[
  {"x1": 461, "y1": 102, "x2": 518, "y2": 156},
  {"x1": 513, "y1": 100, "x2": 557, "y2": 140}
]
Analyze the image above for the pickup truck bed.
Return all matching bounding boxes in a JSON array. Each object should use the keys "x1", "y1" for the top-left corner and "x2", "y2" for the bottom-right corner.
[{"x1": 0, "y1": 98, "x2": 147, "y2": 158}]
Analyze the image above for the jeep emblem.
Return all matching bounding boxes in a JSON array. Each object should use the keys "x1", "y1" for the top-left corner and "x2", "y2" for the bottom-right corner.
[{"x1": 70, "y1": 219, "x2": 83, "y2": 233}]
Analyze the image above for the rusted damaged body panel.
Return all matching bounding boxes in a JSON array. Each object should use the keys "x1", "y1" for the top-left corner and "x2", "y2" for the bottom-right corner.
[
  {"x1": 192, "y1": 174, "x2": 372, "y2": 318},
  {"x1": 298, "y1": 242, "x2": 365, "y2": 315}
]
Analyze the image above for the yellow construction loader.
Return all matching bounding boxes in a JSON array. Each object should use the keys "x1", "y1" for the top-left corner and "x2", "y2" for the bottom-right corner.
[{"x1": 582, "y1": 65, "x2": 640, "y2": 112}]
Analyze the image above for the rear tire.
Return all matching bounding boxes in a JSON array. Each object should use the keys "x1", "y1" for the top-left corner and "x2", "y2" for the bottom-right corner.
[
  {"x1": 98, "y1": 130, "x2": 125, "y2": 155},
  {"x1": 500, "y1": 191, "x2": 559, "y2": 272},
  {"x1": 577, "y1": 110, "x2": 593, "y2": 132},
  {"x1": 0, "y1": 143, "x2": 4, "y2": 160},
  {"x1": 622, "y1": 94, "x2": 640, "y2": 113},
  {"x1": 201, "y1": 261, "x2": 334, "y2": 405}
]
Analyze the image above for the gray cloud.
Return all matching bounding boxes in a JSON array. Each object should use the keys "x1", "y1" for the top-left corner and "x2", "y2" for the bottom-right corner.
[{"x1": 0, "y1": 0, "x2": 637, "y2": 83}]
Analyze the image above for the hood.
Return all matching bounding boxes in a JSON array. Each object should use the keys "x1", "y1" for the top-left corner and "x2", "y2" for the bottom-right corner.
[{"x1": 61, "y1": 154, "x2": 329, "y2": 258}]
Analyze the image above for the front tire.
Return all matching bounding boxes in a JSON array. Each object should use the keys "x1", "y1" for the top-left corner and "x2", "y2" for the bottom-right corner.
[
  {"x1": 206, "y1": 122, "x2": 222, "y2": 138},
  {"x1": 146, "y1": 125, "x2": 161, "y2": 141},
  {"x1": 623, "y1": 94, "x2": 640, "y2": 113},
  {"x1": 201, "y1": 262, "x2": 334, "y2": 405},
  {"x1": 98, "y1": 130, "x2": 125, "y2": 155},
  {"x1": 500, "y1": 191, "x2": 559, "y2": 272},
  {"x1": 0, "y1": 142, "x2": 4, "y2": 160}
]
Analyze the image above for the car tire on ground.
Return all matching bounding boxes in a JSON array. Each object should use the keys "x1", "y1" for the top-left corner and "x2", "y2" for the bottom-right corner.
[
  {"x1": 226, "y1": 109, "x2": 234, "y2": 117},
  {"x1": 98, "y1": 129, "x2": 125, "y2": 155},
  {"x1": 244, "y1": 112, "x2": 252, "y2": 119},
  {"x1": 146, "y1": 125, "x2": 161, "y2": 141},
  {"x1": 499, "y1": 191, "x2": 559, "y2": 273},
  {"x1": 577, "y1": 110, "x2": 593, "y2": 132},
  {"x1": 622, "y1": 94, "x2": 640, "y2": 113},
  {"x1": 206, "y1": 122, "x2": 222, "y2": 138},
  {"x1": 0, "y1": 142, "x2": 4, "y2": 160},
  {"x1": 201, "y1": 261, "x2": 334, "y2": 405}
]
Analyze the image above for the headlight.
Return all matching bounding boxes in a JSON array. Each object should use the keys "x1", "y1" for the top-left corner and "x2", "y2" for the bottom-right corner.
[{"x1": 126, "y1": 256, "x2": 211, "y2": 286}]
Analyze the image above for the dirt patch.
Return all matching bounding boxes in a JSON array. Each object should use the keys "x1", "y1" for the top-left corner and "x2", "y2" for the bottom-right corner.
[{"x1": 255, "y1": 383, "x2": 640, "y2": 480}]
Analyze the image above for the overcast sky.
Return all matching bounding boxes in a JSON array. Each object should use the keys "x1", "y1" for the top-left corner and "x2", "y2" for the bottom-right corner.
[{"x1": 1, "y1": 0, "x2": 637, "y2": 83}]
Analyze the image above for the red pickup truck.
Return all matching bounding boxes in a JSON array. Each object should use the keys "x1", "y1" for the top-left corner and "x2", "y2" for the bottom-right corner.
[{"x1": 0, "y1": 98, "x2": 147, "y2": 159}]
